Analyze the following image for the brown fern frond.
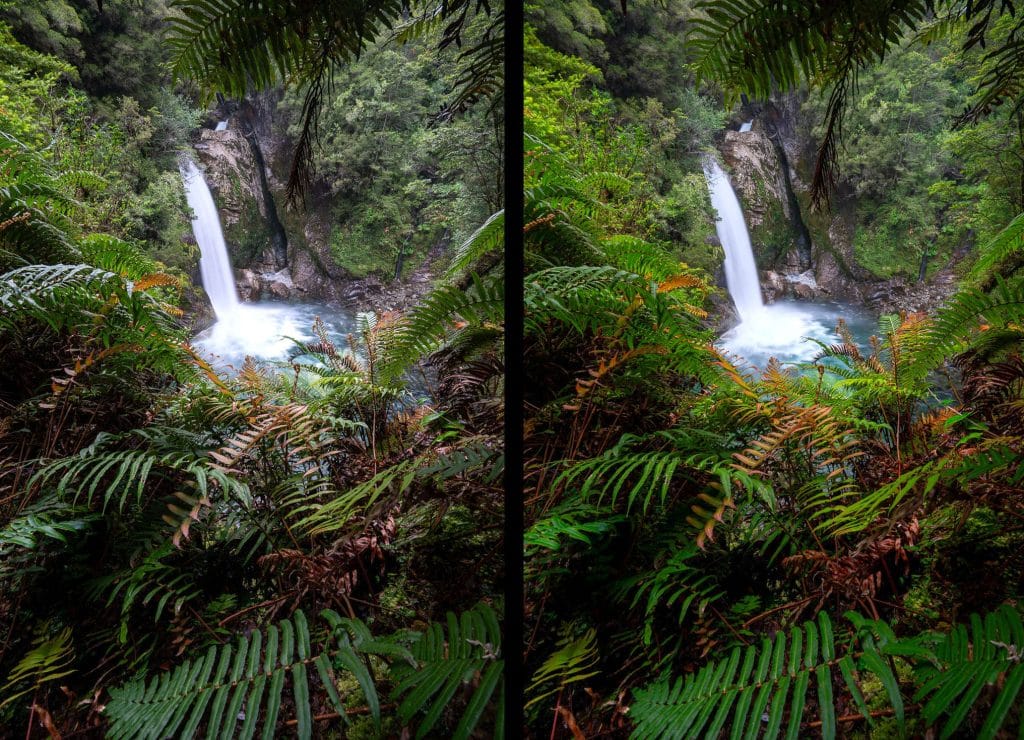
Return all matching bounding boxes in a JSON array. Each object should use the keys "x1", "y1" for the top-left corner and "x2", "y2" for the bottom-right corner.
[
  {"x1": 572, "y1": 346, "x2": 667, "y2": 402},
  {"x1": 163, "y1": 489, "x2": 213, "y2": 547},
  {"x1": 208, "y1": 404, "x2": 310, "y2": 471},
  {"x1": 258, "y1": 514, "x2": 397, "y2": 610},
  {"x1": 656, "y1": 275, "x2": 704, "y2": 293},
  {"x1": 132, "y1": 273, "x2": 180, "y2": 292},
  {"x1": 782, "y1": 517, "x2": 920, "y2": 614},
  {"x1": 689, "y1": 488, "x2": 736, "y2": 549}
]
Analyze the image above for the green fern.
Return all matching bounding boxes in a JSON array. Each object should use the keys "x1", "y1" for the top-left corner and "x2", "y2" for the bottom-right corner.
[
  {"x1": 388, "y1": 604, "x2": 505, "y2": 738},
  {"x1": 446, "y1": 209, "x2": 504, "y2": 282},
  {"x1": 104, "y1": 603, "x2": 503, "y2": 739},
  {"x1": 909, "y1": 605, "x2": 1024, "y2": 738},
  {"x1": 32, "y1": 443, "x2": 248, "y2": 514},
  {"x1": 379, "y1": 272, "x2": 504, "y2": 382},
  {"x1": 968, "y1": 210, "x2": 1024, "y2": 290},
  {"x1": 0, "y1": 495, "x2": 98, "y2": 551},
  {"x1": 526, "y1": 628, "x2": 600, "y2": 709},
  {"x1": 616, "y1": 543, "x2": 727, "y2": 647},
  {"x1": 631, "y1": 606, "x2": 1024, "y2": 739},
  {"x1": 629, "y1": 611, "x2": 900, "y2": 740},
  {"x1": 0, "y1": 625, "x2": 75, "y2": 709}
]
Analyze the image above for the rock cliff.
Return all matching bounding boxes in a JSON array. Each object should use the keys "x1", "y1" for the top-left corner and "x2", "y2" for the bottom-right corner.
[{"x1": 716, "y1": 97, "x2": 957, "y2": 313}]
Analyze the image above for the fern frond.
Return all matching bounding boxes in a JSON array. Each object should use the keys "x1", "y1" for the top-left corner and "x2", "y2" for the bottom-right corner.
[
  {"x1": 911, "y1": 605, "x2": 1024, "y2": 739},
  {"x1": 388, "y1": 602, "x2": 505, "y2": 738},
  {"x1": 525, "y1": 628, "x2": 600, "y2": 709},
  {"x1": 629, "y1": 610, "x2": 902, "y2": 739},
  {"x1": 105, "y1": 604, "x2": 503, "y2": 740},
  {"x1": 446, "y1": 209, "x2": 504, "y2": 281},
  {"x1": 0, "y1": 495, "x2": 98, "y2": 552},
  {"x1": 380, "y1": 272, "x2": 504, "y2": 381},
  {"x1": 0, "y1": 626, "x2": 75, "y2": 709}
]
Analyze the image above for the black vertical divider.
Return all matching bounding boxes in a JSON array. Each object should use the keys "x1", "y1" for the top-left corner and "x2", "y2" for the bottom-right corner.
[{"x1": 504, "y1": 1, "x2": 526, "y2": 735}]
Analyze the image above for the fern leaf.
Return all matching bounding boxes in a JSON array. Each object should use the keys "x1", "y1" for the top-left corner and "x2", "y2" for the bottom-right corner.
[
  {"x1": 0, "y1": 626, "x2": 75, "y2": 709},
  {"x1": 525, "y1": 629, "x2": 600, "y2": 709}
]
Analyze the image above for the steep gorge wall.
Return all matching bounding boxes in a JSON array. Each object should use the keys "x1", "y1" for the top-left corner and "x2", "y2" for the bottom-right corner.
[
  {"x1": 191, "y1": 94, "x2": 353, "y2": 304},
  {"x1": 190, "y1": 95, "x2": 442, "y2": 313},
  {"x1": 718, "y1": 95, "x2": 957, "y2": 312}
]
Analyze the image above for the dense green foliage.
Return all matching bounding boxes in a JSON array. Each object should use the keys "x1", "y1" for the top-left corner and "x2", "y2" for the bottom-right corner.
[
  {"x1": 524, "y1": 3, "x2": 1024, "y2": 738},
  {"x1": 280, "y1": 36, "x2": 503, "y2": 279},
  {"x1": 168, "y1": 0, "x2": 503, "y2": 201},
  {"x1": 0, "y1": 2, "x2": 504, "y2": 736},
  {"x1": 0, "y1": 2, "x2": 197, "y2": 275}
]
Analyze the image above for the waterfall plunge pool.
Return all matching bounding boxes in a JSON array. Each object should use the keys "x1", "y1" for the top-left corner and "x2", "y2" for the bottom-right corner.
[
  {"x1": 717, "y1": 299, "x2": 876, "y2": 370},
  {"x1": 192, "y1": 302, "x2": 359, "y2": 371}
]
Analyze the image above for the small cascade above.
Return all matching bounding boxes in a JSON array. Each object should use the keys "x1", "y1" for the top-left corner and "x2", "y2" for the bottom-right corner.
[
  {"x1": 738, "y1": 119, "x2": 753, "y2": 133},
  {"x1": 180, "y1": 159, "x2": 240, "y2": 318},
  {"x1": 214, "y1": 120, "x2": 228, "y2": 131}
]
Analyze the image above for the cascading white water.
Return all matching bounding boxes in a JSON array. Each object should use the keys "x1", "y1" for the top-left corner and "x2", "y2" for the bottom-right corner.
[
  {"x1": 738, "y1": 120, "x2": 753, "y2": 133},
  {"x1": 214, "y1": 120, "x2": 228, "y2": 131},
  {"x1": 704, "y1": 157, "x2": 872, "y2": 366},
  {"x1": 180, "y1": 159, "x2": 240, "y2": 318},
  {"x1": 180, "y1": 158, "x2": 357, "y2": 368},
  {"x1": 704, "y1": 159, "x2": 764, "y2": 320}
]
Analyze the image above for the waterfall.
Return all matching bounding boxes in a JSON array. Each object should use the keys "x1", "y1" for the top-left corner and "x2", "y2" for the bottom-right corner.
[
  {"x1": 703, "y1": 159, "x2": 764, "y2": 320},
  {"x1": 215, "y1": 120, "x2": 228, "y2": 131},
  {"x1": 704, "y1": 156, "x2": 867, "y2": 368},
  {"x1": 180, "y1": 159, "x2": 240, "y2": 318},
  {"x1": 738, "y1": 120, "x2": 753, "y2": 133}
]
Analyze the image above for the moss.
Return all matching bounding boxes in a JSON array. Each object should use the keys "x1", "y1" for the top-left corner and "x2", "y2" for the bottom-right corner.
[
  {"x1": 795, "y1": 189, "x2": 860, "y2": 278},
  {"x1": 733, "y1": 169, "x2": 799, "y2": 270},
  {"x1": 380, "y1": 502, "x2": 503, "y2": 625},
  {"x1": 222, "y1": 174, "x2": 273, "y2": 266}
]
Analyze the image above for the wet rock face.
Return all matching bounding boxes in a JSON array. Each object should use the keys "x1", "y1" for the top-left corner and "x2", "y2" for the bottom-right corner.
[
  {"x1": 719, "y1": 127, "x2": 789, "y2": 233},
  {"x1": 236, "y1": 267, "x2": 299, "y2": 301},
  {"x1": 864, "y1": 272, "x2": 959, "y2": 315},
  {"x1": 193, "y1": 127, "x2": 256, "y2": 230}
]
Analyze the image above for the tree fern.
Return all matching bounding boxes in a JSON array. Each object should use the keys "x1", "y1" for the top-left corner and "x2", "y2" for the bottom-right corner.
[
  {"x1": 104, "y1": 603, "x2": 503, "y2": 740},
  {"x1": 688, "y1": 0, "x2": 1022, "y2": 206},
  {"x1": 168, "y1": 0, "x2": 501, "y2": 200}
]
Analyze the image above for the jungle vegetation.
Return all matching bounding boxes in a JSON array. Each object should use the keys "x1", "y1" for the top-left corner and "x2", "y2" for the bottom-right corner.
[
  {"x1": 0, "y1": 0, "x2": 504, "y2": 737},
  {"x1": 524, "y1": 0, "x2": 1024, "y2": 737}
]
